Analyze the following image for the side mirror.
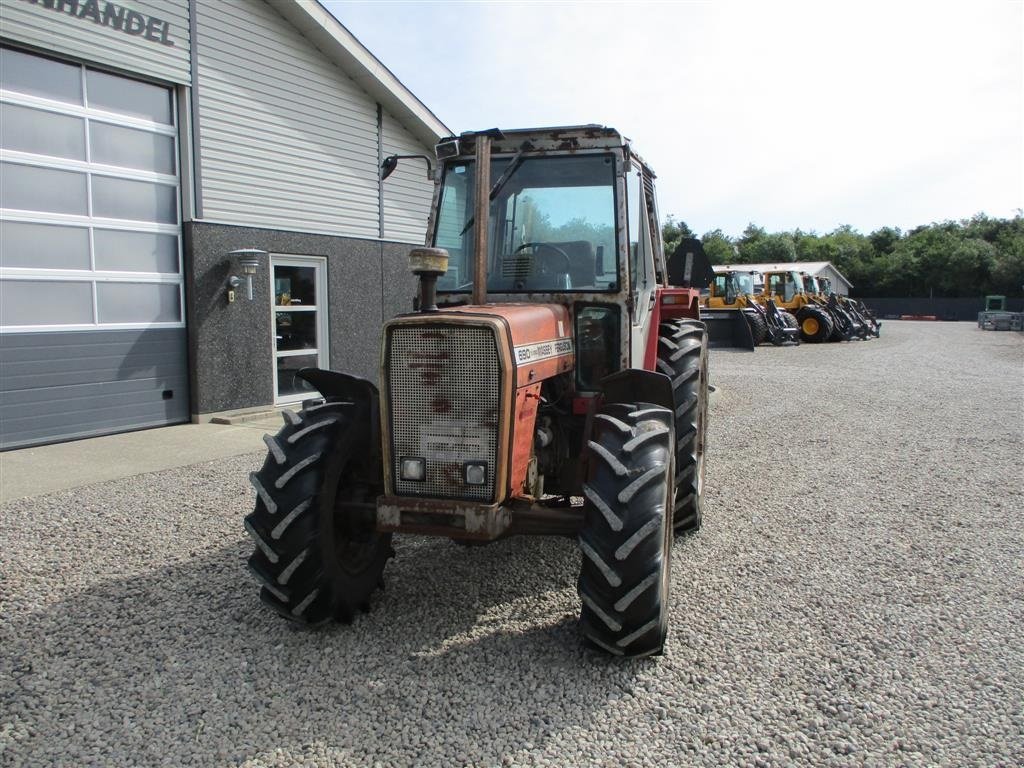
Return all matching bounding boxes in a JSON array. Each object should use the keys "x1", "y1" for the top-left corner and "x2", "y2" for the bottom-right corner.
[
  {"x1": 380, "y1": 155, "x2": 398, "y2": 180},
  {"x1": 380, "y1": 153, "x2": 434, "y2": 181}
]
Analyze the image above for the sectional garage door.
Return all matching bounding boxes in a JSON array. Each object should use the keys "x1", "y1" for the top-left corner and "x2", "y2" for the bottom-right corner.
[{"x1": 0, "y1": 46, "x2": 188, "y2": 449}]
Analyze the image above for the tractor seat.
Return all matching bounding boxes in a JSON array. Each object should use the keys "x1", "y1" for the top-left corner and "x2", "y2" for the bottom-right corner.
[{"x1": 549, "y1": 240, "x2": 596, "y2": 288}]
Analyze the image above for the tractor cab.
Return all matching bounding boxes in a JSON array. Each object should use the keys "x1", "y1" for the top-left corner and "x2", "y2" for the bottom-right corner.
[
  {"x1": 709, "y1": 270, "x2": 756, "y2": 307},
  {"x1": 801, "y1": 273, "x2": 820, "y2": 296},
  {"x1": 764, "y1": 270, "x2": 804, "y2": 303}
]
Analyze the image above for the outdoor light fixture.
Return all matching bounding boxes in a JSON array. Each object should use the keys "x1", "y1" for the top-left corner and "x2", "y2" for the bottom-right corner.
[{"x1": 227, "y1": 248, "x2": 267, "y2": 301}]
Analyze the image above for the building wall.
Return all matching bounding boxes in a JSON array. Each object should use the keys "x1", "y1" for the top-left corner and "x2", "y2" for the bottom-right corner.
[
  {"x1": 185, "y1": 221, "x2": 417, "y2": 416},
  {"x1": 2, "y1": 0, "x2": 440, "y2": 437},
  {"x1": 815, "y1": 265, "x2": 850, "y2": 296},
  {"x1": 193, "y1": 0, "x2": 432, "y2": 242},
  {"x1": 381, "y1": 109, "x2": 433, "y2": 243},
  {"x1": 0, "y1": 0, "x2": 192, "y2": 84}
]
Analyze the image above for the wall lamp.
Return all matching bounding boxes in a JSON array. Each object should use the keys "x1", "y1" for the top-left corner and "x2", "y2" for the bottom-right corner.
[{"x1": 227, "y1": 248, "x2": 267, "y2": 301}]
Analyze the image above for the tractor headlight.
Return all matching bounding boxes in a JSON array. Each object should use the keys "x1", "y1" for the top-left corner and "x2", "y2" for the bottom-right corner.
[
  {"x1": 400, "y1": 457, "x2": 426, "y2": 481},
  {"x1": 463, "y1": 462, "x2": 487, "y2": 486}
]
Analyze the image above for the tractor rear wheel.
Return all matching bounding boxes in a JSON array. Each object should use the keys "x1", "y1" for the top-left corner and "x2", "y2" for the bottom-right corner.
[
  {"x1": 245, "y1": 401, "x2": 392, "y2": 625},
  {"x1": 656, "y1": 319, "x2": 709, "y2": 532},
  {"x1": 796, "y1": 306, "x2": 833, "y2": 343},
  {"x1": 743, "y1": 310, "x2": 768, "y2": 345},
  {"x1": 578, "y1": 402, "x2": 674, "y2": 657}
]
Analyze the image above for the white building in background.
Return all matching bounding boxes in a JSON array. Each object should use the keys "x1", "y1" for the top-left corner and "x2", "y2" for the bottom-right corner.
[
  {"x1": 713, "y1": 261, "x2": 852, "y2": 295},
  {"x1": 0, "y1": 0, "x2": 451, "y2": 448}
]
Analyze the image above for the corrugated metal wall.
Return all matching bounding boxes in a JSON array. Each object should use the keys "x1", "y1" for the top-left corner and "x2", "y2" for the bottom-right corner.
[
  {"x1": 818, "y1": 265, "x2": 850, "y2": 295},
  {"x1": 0, "y1": 0, "x2": 191, "y2": 84},
  {"x1": 381, "y1": 110, "x2": 433, "y2": 244},
  {"x1": 0, "y1": 329, "x2": 189, "y2": 449},
  {"x1": 194, "y1": 0, "x2": 432, "y2": 240}
]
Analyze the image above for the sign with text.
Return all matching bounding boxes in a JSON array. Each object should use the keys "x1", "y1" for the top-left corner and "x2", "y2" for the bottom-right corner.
[{"x1": 19, "y1": 0, "x2": 175, "y2": 47}]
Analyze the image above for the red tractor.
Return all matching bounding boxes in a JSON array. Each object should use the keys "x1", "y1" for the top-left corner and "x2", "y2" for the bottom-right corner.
[{"x1": 245, "y1": 126, "x2": 713, "y2": 657}]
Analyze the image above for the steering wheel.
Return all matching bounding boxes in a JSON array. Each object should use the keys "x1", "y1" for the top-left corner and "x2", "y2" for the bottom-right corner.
[{"x1": 513, "y1": 242, "x2": 571, "y2": 278}]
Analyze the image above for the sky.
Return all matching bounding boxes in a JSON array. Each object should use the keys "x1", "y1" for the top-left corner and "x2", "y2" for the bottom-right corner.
[{"x1": 322, "y1": 0, "x2": 1024, "y2": 239}]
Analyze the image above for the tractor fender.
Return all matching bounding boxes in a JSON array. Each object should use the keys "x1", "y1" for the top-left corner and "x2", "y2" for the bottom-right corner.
[
  {"x1": 297, "y1": 367, "x2": 379, "y2": 404},
  {"x1": 598, "y1": 368, "x2": 675, "y2": 413},
  {"x1": 296, "y1": 368, "x2": 381, "y2": 463}
]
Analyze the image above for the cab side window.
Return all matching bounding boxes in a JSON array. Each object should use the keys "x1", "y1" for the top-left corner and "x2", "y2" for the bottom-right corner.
[
  {"x1": 626, "y1": 167, "x2": 643, "y2": 294},
  {"x1": 626, "y1": 165, "x2": 654, "y2": 298}
]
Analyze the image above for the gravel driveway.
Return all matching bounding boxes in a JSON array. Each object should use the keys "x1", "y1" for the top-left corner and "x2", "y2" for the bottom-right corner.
[{"x1": 2, "y1": 321, "x2": 1021, "y2": 767}]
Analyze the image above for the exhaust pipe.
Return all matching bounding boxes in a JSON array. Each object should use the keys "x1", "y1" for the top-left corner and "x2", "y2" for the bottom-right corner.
[{"x1": 409, "y1": 247, "x2": 449, "y2": 312}]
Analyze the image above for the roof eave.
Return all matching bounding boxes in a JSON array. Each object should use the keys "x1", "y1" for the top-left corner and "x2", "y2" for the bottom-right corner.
[{"x1": 277, "y1": 1, "x2": 451, "y2": 148}]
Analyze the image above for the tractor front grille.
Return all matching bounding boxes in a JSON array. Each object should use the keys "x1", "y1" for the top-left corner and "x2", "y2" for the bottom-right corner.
[{"x1": 386, "y1": 323, "x2": 502, "y2": 502}]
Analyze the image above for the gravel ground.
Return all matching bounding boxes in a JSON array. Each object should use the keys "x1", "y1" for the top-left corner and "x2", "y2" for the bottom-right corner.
[{"x1": 1, "y1": 321, "x2": 1022, "y2": 767}]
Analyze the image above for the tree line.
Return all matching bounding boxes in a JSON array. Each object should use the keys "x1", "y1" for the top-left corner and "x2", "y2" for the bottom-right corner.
[{"x1": 662, "y1": 213, "x2": 1024, "y2": 298}]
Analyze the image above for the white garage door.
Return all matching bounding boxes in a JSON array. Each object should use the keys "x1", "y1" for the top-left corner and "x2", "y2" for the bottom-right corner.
[{"x1": 0, "y1": 45, "x2": 188, "y2": 449}]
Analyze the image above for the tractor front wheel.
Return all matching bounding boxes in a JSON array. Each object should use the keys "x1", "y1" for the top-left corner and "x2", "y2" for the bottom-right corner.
[
  {"x1": 245, "y1": 401, "x2": 392, "y2": 625},
  {"x1": 578, "y1": 402, "x2": 675, "y2": 657}
]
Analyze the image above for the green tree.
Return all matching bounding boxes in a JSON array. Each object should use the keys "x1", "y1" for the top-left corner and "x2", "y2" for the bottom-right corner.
[
  {"x1": 661, "y1": 215, "x2": 695, "y2": 256},
  {"x1": 701, "y1": 229, "x2": 736, "y2": 264}
]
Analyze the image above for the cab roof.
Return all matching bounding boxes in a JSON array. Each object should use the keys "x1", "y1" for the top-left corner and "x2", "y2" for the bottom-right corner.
[{"x1": 447, "y1": 125, "x2": 655, "y2": 177}]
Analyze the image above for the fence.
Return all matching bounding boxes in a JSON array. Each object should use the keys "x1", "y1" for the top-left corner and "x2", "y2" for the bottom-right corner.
[{"x1": 860, "y1": 297, "x2": 1024, "y2": 321}]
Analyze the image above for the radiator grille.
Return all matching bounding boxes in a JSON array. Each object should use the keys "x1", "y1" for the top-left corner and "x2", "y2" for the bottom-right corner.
[{"x1": 387, "y1": 324, "x2": 502, "y2": 501}]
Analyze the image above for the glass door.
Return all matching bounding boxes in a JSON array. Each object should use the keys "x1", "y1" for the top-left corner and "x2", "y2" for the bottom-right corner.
[{"x1": 271, "y1": 255, "x2": 328, "y2": 404}]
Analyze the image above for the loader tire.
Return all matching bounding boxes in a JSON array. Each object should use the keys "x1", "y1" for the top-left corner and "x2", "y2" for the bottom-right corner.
[
  {"x1": 245, "y1": 401, "x2": 392, "y2": 625},
  {"x1": 796, "y1": 306, "x2": 833, "y2": 343},
  {"x1": 656, "y1": 319, "x2": 709, "y2": 532},
  {"x1": 828, "y1": 313, "x2": 846, "y2": 342},
  {"x1": 578, "y1": 402, "x2": 674, "y2": 657},
  {"x1": 780, "y1": 311, "x2": 798, "y2": 330},
  {"x1": 744, "y1": 310, "x2": 768, "y2": 345}
]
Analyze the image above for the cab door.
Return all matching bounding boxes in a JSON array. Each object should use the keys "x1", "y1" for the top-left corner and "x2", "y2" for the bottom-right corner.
[{"x1": 627, "y1": 164, "x2": 657, "y2": 365}]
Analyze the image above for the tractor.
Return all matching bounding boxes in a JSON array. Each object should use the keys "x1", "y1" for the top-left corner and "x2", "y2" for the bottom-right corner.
[
  {"x1": 244, "y1": 126, "x2": 713, "y2": 658},
  {"x1": 703, "y1": 268, "x2": 799, "y2": 347},
  {"x1": 816, "y1": 276, "x2": 881, "y2": 338},
  {"x1": 756, "y1": 269, "x2": 837, "y2": 343}
]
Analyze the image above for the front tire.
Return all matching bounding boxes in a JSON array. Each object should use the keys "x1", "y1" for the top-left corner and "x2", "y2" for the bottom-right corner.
[
  {"x1": 245, "y1": 402, "x2": 391, "y2": 625},
  {"x1": 656, "y1": 319, "x2": 709, "y2": 532},
  {"x1": 744, "y1": 309, "x2": 768, "y2": 345},
  {"x1": 578, "y1": 403, "x2": 674, "y2": 657}
]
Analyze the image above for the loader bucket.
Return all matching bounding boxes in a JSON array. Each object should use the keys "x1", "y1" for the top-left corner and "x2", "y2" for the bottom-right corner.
[{"x1": 700, "y1": 308, "x2": 755, "y2": 350}]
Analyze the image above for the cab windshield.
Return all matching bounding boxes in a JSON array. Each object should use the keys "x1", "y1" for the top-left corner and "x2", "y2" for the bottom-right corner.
[
  {"x1": 713, "y1": 272, "x2": 754, "y2": 299},
  {"x1": 766, "y1": 271, "x2": 803, "y2": 301},
  {"x1": 433, "y1": 153, "x2": 618, "y2": 292}
]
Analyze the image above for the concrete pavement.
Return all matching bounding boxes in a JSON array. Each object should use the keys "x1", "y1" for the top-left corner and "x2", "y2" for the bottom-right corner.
[{"x1": 0, "y1": 414, "x2": 288, "y2": 503}]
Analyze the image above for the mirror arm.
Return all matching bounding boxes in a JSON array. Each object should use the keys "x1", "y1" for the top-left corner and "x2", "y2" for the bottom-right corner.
[{"x1": 381, "y1": 154, "x2": 434, "y2": 181}]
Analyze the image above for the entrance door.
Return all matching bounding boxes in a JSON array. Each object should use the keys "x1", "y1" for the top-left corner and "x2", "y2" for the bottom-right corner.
[{"x1": 271, "y1": 255, "x2": 328, "y2": 404}]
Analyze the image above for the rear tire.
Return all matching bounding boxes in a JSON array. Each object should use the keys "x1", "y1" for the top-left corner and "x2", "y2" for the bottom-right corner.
[
  {"x1": 656, "y1": 319, "x2": 709, "y2": 532},
  {"x1": 578, "y1": 402, "x2": 674, "y2": 657},
  {"x1": 245, "y1": 402, "x2": 391, "y2": 625},
  {"x1": 796, "y1": 306, "x2": 833, "y2": 343}
]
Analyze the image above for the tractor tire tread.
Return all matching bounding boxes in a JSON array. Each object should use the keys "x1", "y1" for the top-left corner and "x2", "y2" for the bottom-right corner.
[{"x1": 578, "y1": 403, "x2": 673, "y2": 657}]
